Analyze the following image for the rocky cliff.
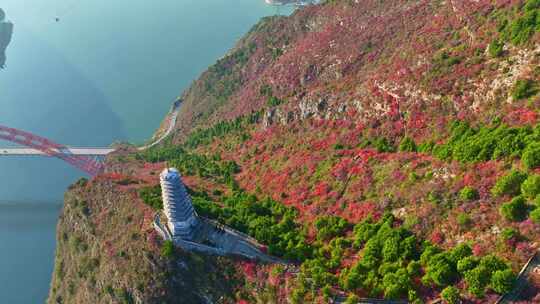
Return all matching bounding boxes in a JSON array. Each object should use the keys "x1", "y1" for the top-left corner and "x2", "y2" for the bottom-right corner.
[{"x1": 48, "y1": 177, "x2": 241, "y2": 304}]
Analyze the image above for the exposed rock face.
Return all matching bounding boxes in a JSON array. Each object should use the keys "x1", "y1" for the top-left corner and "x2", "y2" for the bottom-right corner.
[{"x1": 48, "y1": 179, "x2": 239, "y2": 304}]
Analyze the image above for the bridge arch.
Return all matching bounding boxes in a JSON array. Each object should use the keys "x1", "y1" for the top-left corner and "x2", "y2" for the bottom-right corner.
[{"x1": 0, "y1": 125, "x2": 106, "y2": 176}]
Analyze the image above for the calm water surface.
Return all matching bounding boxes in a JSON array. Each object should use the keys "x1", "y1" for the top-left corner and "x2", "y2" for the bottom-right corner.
[{"x1": 0, "y1": 1, "x2": 293, "y2": 302}]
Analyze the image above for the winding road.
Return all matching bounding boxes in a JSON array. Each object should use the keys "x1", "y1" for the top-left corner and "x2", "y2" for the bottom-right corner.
[{"x1": 138, "y1": 99, "x2": 181, "y2": 151}]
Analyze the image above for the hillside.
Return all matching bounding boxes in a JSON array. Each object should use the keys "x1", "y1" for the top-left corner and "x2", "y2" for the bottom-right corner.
[
  {"x1": 50, "y1": 0, "x2": 540, "y2": 303},
  {"x1": 48, "y1": 177, "x2": 242, "y2": 304}
]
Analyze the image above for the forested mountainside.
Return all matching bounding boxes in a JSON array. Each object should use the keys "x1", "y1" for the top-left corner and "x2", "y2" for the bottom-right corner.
[{"x1": 51, "y1": 0, "x2": 540, "y2": 303}]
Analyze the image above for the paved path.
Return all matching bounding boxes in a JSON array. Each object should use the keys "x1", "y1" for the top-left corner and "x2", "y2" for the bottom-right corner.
[
  {"x1": 154, "y1": 213, "x2": 283, "y2": 263},
  {"x1": 138, "y1": 99, "x2": 181, "y2": 151}
]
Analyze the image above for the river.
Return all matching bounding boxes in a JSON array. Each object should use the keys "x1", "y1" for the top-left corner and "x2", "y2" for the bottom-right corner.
[{"x1": 0, "y1": 1, "x2": 293, "y2": 302}]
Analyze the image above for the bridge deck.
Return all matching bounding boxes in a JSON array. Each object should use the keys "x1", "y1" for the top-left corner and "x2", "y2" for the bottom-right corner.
[{"x1": 0, "y1": 147, "x2": 115, "y2": 156}]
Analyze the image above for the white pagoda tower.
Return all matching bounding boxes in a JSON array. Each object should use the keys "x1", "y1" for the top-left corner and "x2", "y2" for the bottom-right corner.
[{"x1": 160, "y1": 168, "x2": 199, "y2": 241}]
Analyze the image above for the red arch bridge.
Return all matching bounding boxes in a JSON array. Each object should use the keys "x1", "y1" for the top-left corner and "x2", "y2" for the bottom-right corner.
[{"x1": 0, "y1": 125, "x2": 115, "y2": 176}]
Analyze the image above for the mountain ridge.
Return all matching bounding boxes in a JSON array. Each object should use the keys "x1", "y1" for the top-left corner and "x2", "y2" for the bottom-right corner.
[{"x1": 50, "y1": 0, "x2": 540, "y2": 303}]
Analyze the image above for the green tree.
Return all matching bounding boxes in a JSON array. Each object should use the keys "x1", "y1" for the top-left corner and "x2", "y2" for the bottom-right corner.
[
  {"x1": 460, "y1": 186, "x2": 479, "y2": 201},
  {"x1": 344, "y1": 294, "x2": 360, "y2": 304},
  {"x1": 492, "y1": 170, "x2": 528, "y2": 197},
  {"x1": 488, "y1": 39, "x2": 504, "y2": 57},
  {"x1": 423, "y1": 253, "x2": 457, "y2": 286},
  {"x1": 382, "y1": 269, "x2": 410, "y2": 299},
  {"x1": 500, "y1": 196, "x2": 528, "y2": 222},
  {"x1": 523, "y1": 143, "x2": 540, "y2": 170},
  {"x1": 267, "y1": 96, "x2": 284, "y2": 107},
  {"x1": 490, "y1": 269, "x2": 516, "y2": 294},
  {"x1": 506, "y1": 11, "x2": 539, "y2": 45},
  {"x1": 480, "y1": 254, "x2": 509, "y2": 273},
  {"x1": 374, "y1": 137, "x2": 395, "y2": 153},
  {"x1": 161, "y1": 240, "x2": 175, "y2": 258},
  {"x1": 441, "y1": 286, "x2": 461, "y2": 304},
  {"x1": 407, "y1": 260, "x2": 422, "y2": 277},
  {"x1": 457, "y1": 213, "x2": 471, "y2": 229},
  {"x1": 464, "y1": 266, "x2": 490, "y2": 298},
  {"x1": 457, "y1": 256, "x2": 479, "y2": 274},
  {"x1": 512, "y1": 79, "x2": 538, "y2": 100},
  {"x1": 449, "y1": 243, "x2": 473, "y2": 264},
  {"x1": 139, "y1": 186, "x2": 163, "y2": 210},
  {"x1": 314, "y1": 216, "x2": 349, "y2": 241},
  {"x1": 530, "y1": 208, "x2": 540, "y2": 223},
  {"x1": 382, "y1": 237, "x2": 400, "y2": 262},
  {"x1": 501, "y1": 227, "x2": 519, "y2": 241},
  {"x1": 521, "y1": 175, "x2": 540, "y2": 199},
  {"x1": 399, "y1": 137, "x2": 417, "y2": 152}
]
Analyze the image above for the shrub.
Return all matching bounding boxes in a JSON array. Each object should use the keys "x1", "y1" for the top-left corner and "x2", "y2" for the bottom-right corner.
[
  {"x1": 492, "y1": 170, "x2": 528, "y2": 197},
  {"x1": 480, "y1": 255, "x2": 509, "y2": 273},
  {"x1": 407, "y1": 260, "x2": 422, "y2": 276},
  {"x1": 460, "y1": 186, "x2": 479, "y2": 201},
  {"x1": 76, "y1": 178, "x2": 88, "y2": 187},
  {"x1": 374, "y1": 137, "x2": 395, "y2": 153},
  {"x1": 521, "y1": 175, "x2": 540, "y2": 199},
  {"x1": 500, "y1": 196, "x2": 528, "y2": 222},
  {"x1": 488, "y1": 39, "x2": 504, "y2": 57},
  {"x1": 139, "y1": 186, "x2": 163, "y2": 210},
  {"x1": 524, "y1": 0, "x2": 540, "y2": 11},
  {"x1": 501, "y1": 0, "x2": 540, "y2": 46},
  {"x1": 161, "y1": 240, "x2": 175, "y2": 258},
  {"x1": 434, "y1": 121, "x2": 534, "y2": 163},
  {"x1": 174, "y1": 112, "x2": 259, "y2": 149},
  {"x1": 441, "y1": 286, "x2": 461, "y2": 304},
  {"x1": 192, "y1": 190, "x2": 312, "y2": 261},
  {"x1": 115, "y1": 288, "x2": 134, "y2": 304},
  {"x1": 490, "y1": 269, "x2": 516, "y2": 294},
  {"x1": 464, "y1": 266, "x2": 490, "y2": 298},
  {"x1": 511, "y1": 79, "x2": 538, "y2": 100},
  {"x1": 530, "y1": 208, "x2": 540, "y2": 223},
  {"x1": 457, "y1": 213, "x2": 471, "y2": 229},
  {"x1": 463, "y1": 254, "x2": 509, "y2": 297},
  {"x1": 315, "y1": 216, "x2": 349, "y2": 241},
  {"x1": 501, "y1": 227, "x2": 519, "y2": 241},
  {"x1": 267, "y1": 96, "x2": 285, "y2": 107},
  {"x1": 433, "y1": 144, "x2": 452, "y2": 160},
  {"x1": 382, "y1": 269, "x2": 410, "y2": 299},
  {"x1": 457, "y1": 256, "x2": 479, "y2": 274},
  {"x1": 523, "y1": 143, "x2": 540, "y2": 170},
  {"x1": 420, "y1": 245, "x2": 441, "y2": 266},
  {"x1": 418, "y1": 141, "x2": 435, "y2": 153},
  {"x1": 382, "y1": 237, "x2": 401, "y2": 262},
  {"x1": 344, "y1": 294, "x2": 360, "y2": 304},
  {"x1": 449, "y1": 244, "x2": 473, "y2": 265},
  {"x1": 399, "y1": 137, "x2": 417, "y2": 152},
  {"x1": 423, "y1": 253, "x2": 458, "y2": 286}
]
